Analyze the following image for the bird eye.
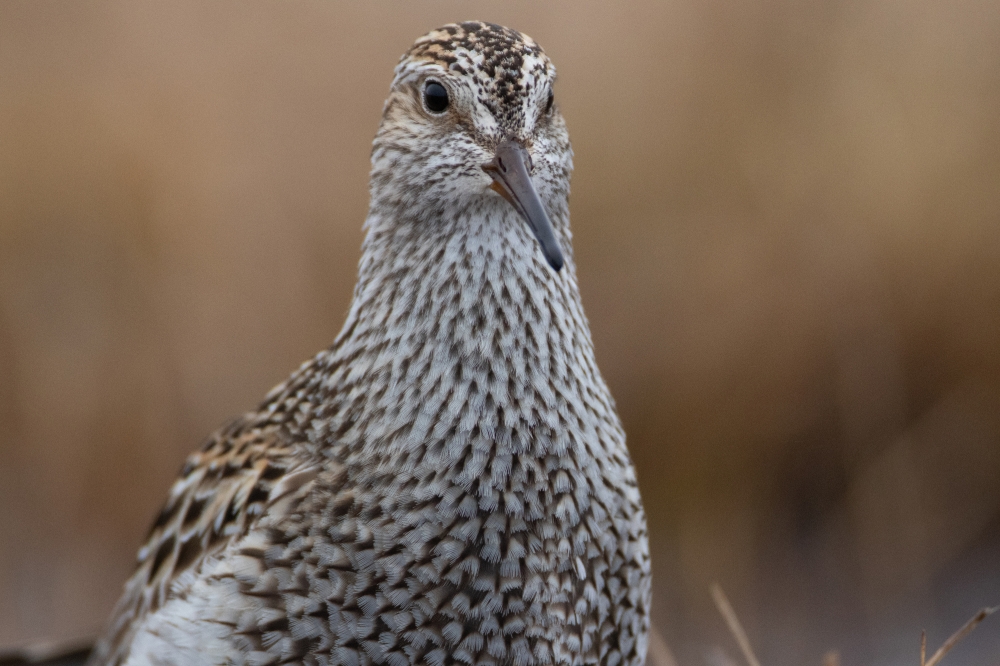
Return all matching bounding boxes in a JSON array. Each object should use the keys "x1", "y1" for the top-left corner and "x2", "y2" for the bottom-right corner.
[
  {"x1": 545, "y1": 90, "x2": 554, "y2": 114},
  {"x1": 423, "y1": 81, "x2": 449, "y2": 113}
]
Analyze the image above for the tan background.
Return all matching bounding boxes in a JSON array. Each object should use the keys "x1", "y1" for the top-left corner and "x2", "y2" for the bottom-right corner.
[{"x1": 2, "y1": 1, "x2": 1000, "y2": 664}]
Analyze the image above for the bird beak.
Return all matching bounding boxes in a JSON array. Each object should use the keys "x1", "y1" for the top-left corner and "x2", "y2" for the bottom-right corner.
[{"x1": 482, "y1": 139, "x2": 565, "y2": 272}]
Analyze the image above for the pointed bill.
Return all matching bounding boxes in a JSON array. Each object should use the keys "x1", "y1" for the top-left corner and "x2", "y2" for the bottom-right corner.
[{"x1": 483, "y1": 139, "x2": 565, "y2": 272}]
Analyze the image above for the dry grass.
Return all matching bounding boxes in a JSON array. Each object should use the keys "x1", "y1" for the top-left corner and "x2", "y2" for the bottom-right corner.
[
  {"x1": 920, "y1": 606, "x2": 998, "y2": 666},
  {"x1": 710, "y1": 583, "x2": 762, "y2": 666},
  {"x1": 709, "y1": 583, "x2": 997, "y2": 666},
  {"x1": 646, "y1": 625, "x2": 681, "y2": 666}
]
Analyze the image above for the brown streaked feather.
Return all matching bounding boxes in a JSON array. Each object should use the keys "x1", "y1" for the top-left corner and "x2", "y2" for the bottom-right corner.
[{"x1": 91, "y1": 417, "x2": 319, "y2": 666}]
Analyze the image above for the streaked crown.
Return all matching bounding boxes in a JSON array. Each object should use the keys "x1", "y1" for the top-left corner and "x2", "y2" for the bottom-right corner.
[{"x1": 397, "y1": 21, "x2": 554, "y2": 133}]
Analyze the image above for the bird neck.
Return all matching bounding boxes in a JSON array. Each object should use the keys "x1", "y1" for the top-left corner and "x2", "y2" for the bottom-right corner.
[{"x1": 288, "y1": 201, "x2": 620, "y2": 470}]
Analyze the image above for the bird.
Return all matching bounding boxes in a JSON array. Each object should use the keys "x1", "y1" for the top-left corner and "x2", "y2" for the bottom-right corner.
[{"x1": 86, "y1": 21, "x2": 651, "y2": 666}]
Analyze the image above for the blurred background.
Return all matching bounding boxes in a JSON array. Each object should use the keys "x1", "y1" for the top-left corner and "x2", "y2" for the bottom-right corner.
[{"x1": 2, "y1": 1, "x2": 999, "y2": 664}]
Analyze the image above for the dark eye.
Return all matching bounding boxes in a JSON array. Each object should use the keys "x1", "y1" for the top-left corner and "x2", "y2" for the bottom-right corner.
[
  {"x1": 545, "y1": 90, "x2": 554, "y2": 114},
  {"x1": 423, "y1": 81, "x2": 449, "y2": 113}
]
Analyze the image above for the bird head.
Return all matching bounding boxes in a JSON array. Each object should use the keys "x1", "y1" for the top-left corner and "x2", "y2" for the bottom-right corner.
[{"x1": 369, "y1": 21, "x2": 571, "y2": 272}]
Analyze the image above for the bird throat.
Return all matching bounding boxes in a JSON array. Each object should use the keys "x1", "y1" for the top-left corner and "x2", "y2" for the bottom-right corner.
[{"x1": 260, "y1": 214, "x2": 608, "y2": 516}]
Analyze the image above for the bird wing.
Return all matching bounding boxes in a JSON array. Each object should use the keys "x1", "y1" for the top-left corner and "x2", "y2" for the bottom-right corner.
[{"x1": 88, "y1": 416, "x2": 320, "y2": 666}]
